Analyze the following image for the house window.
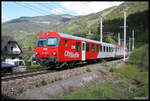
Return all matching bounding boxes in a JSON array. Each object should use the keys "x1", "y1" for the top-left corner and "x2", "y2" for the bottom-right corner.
[
  {"x1": 76, "y1": 42, "x2": 80, "y2": 51},
  {"x1": 92, "y1": 44, "x2": 95, "y2": 52},
  {"x1": 86, "y1": 43, "x2": 90, "y2": 52},
  {"x1": 12, "y1": 57, "x2": 15, "y2": 59},
  {"x1": 65, "y1": 40, "x2": 68, "y2": 47},
  {"x1": 4, "y1": 46, "x2": 7, "y2": 51},
  {"x1": 11, "y1": 47, "x2": 13, "y2": 51}
]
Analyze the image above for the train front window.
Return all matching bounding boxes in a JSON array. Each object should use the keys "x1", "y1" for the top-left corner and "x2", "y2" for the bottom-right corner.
[
  {"x1": 36, "y1": 38, "x2": 59, "y2": 47},
  {"x1": 37, "y1": 39, "x2": 47, "y2": 47},
  {"x1": 47, "y1": 38, "x2": 59, "y2": 46}
]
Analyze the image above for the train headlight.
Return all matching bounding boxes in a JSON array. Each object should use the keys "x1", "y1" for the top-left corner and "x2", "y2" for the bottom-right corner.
[
  {"x1": 46, "y1": 32, "x2": 49, "y2": 36},
  {"x1": 52, "y1": 52, "x2": 56, "y2": 56},
  {"x1": 35, "y1": 52, "x2": 39, "y2": 56}
]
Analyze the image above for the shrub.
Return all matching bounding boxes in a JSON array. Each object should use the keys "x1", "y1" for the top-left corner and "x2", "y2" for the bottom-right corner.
[
  {"x1": 128, "y1": 44, "x2": 148, "y2": 71},
  {"x1": 18, "y1": 87, "x2": 23, "y2": 94},
  {"x1": 86, "y1": 68, "x2": 91, "y2": 72},
  {"x1": 109, "y1": 68, "x2": 116, "y2": 72},
  {"x1": 26, "y1": 64, "x2": 45, "y2": 71},
  {"x1": 35, "y1": 83, "x2": 40, "y2": 88},
  {"x1": 40, "y1": 80, "x2": 47, "y2": 86},
  {"x1": 58, "y1": 77, "x2": 63, "y2": 80}
]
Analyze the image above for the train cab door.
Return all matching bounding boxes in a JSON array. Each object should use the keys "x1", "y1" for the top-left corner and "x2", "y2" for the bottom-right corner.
[{"x1": 82, "y1": 42, "x2": 86, "y2": 61}]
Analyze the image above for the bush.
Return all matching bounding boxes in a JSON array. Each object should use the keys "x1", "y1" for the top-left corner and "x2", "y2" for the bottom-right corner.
[
  {"x1": 128, "y1": 44, "x2": 148, "y2": 71},
  {"x1": 86, "y1": 68, "x2": 91, "y2": 72},
  {"x1": 109, "y1": 68, "x2": 116, "y2": 72},
  {"x1": 23, "y1": 55, "x2": 30, "y2": 62},
  {"x1": 40, "y1": 80, "x2": 47, "y2": 86},
  {"x1": 17, "y1": 87, "x2": 23, "y2": 94},
  {"x1": 26, "y1": 64, "x2": 45, "y2": 71}
]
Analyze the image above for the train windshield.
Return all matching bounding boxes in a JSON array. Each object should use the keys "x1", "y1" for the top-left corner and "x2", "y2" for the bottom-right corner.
[{"x1": 36, "y1": 38, "x2": 59, "y2": 47}]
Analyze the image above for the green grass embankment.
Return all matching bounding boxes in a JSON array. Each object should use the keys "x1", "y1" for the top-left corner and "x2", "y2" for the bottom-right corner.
[{"x1": 60, "y1": 44, "x2": 149, "y2": 99}]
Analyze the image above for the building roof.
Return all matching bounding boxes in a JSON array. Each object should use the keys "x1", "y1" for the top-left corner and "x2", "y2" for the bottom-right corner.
[
  {"x1": 1, "y1": 35, "x2": 15, "y2": 49},
  {"x1": 1, "y1": 35, "x2": 23, "y2": 56}
]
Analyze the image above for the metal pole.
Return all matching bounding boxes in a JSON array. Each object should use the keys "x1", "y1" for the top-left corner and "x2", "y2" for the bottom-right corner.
[
  {"x1": 100, "y1": 16, "x2": 102, "y2": 42},
  {"x1": 132, "y1": 29, "x2": 134, "y2": 50},
  {"x1": 118, "y1": 33, "x2": 120, "y2": 45},
  {"x1": 129, "y1": 37, "x2": 131, "y2": 53},
  {"x1": 124, "y1": 11, "x2": 126, "y2": 61}
]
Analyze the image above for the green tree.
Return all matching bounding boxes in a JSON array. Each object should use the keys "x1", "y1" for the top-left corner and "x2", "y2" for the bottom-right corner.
[{"x1": 105, "y1": 36, "x2": 116, "y2": 44}]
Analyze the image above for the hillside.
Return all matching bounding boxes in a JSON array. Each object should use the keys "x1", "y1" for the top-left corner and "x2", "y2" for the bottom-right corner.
[
  {"x1": 2, "y1": 1, "x2": 149, "y2": 50},
  {"x1": 2, "y1": 14, "x2": 78, "y2": 48},
  {"x1": 49, "y1": 1, "x2": 148, "y2": 43}
]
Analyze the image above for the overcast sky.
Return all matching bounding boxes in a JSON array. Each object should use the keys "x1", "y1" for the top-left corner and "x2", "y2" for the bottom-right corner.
[{"x1": 2, "y1": 1, "x2": 123, "y2": 23}]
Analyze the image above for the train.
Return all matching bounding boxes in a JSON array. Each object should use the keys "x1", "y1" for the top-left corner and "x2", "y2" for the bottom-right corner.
[{"x1": 34, "y1": 32, "x2": 128, "y2": 69}]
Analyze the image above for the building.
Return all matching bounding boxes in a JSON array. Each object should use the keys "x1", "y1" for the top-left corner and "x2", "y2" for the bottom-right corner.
[{"x1": 1, "y1": 35, "x2": 26, "y2": 73}]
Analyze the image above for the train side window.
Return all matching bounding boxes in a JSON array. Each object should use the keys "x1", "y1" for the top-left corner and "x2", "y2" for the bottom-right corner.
[
  {"x1": 76, "y1": 42, "x2": 80, "y2": 51},
  {"x1": 100, "y1": 45, "x2": 102, "y2": 52},
  {"x1": 96, "y1": 45, "x2": 99, "y2": 52},
  {"x1": 103, "y1": 46, "x2": 105, "y2": 52},
  {"x1": 86, "y1": 43, "x2": 90, "y2": 52},
  {"x1": 65, "y1": 40, "x2": 68, "y2": 47},
  {"x1": 106, "y1": 47, "x2": 108, "y2": 52},
  {"x1": 92, "y1": 44, "x2": 95, "y2": 52}
]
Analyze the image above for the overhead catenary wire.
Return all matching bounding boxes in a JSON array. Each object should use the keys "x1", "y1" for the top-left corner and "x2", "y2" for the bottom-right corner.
[
  {"x1": 14, "y1": 2, "x2": 48, "y2": 15},
  {"x1": 23, "y1": 3, "x2": 51, "y2": 15},
  {"x1": 14, "y1": 2, "x2": 97, "y2": 36},
  {"x1": 35, "y1": 2, "x2": 63, "y2": 15}
]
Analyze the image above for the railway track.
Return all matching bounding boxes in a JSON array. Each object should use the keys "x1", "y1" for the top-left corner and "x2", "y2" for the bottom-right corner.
[
  {"x1": 1, "y1": 58, "x2": 125, "y2": 82},
  {"x1": 1, "y1": 69, "x2": 56, "y2": 82}
]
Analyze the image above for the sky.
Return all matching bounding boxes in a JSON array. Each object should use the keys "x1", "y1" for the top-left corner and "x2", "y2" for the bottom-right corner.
[{"x1": 2, "y1": 1, "x2": 123, "y2": 23}]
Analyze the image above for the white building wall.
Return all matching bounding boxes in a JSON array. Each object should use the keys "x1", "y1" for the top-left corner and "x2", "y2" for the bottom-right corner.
[{"x1": 6, "y1": 43, "x2": 21, "y2": 53}]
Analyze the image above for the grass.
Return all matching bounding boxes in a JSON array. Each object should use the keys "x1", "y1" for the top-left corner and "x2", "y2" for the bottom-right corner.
[
  {"x1": 60, "y1": 44, "x2": 149, "y2": 99},
  {"x1": 35, "y1": 80, "x2": 47, "y2": 88},
  {"x1": 60, "y1": 82, "x2": 123, "y2": 99},
  {"x1": 86, "y1": 68, "x2": 91, "y2": 72},
  {"x1": 41, "y1": 80, "x2": 47, "y2": 86},
  {"x1": 17, "y1": 87, "x2": 23, "y2": 94},
  {"x1": 26, "y1": 64, "x2": 45, "y2": 71}
]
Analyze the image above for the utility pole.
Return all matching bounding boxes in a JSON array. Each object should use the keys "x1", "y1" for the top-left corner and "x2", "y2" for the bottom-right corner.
[
  {"x1": 129, "y1": 37, "x2": 131, "y2": 53},
  {"x1": 132, "y1": 29, "x2": 134, "y2": 51},
  {"x1": 87, "y1": 29, "x2": 92, "y2": 39},
  {"x1": 118, "y1": 33, "x2": 120, "y2": 45},
  {"x1": 100, "y1": 16, "x2": 103, "y2": 42},
  {"x1": 120, "y1": 10, "x2": 127, "y2": 61}
]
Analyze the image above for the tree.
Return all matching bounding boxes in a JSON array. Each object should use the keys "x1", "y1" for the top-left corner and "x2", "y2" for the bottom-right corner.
[{"x1": 105, "y1": 36, "x2": 116, "y2": 44}]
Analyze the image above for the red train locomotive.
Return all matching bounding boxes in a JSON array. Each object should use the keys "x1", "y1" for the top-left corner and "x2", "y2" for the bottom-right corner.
[{"x1": 34, "y1": 32, "x2": 128, "y2": 69}]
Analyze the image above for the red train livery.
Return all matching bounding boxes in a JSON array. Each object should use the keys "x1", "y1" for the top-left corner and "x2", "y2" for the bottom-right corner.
[{"x1": 34, "y1": 32, "x2": 128, "y2": 68}]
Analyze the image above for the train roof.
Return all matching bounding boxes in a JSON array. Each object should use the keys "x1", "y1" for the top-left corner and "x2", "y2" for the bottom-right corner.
[
  {"x1": 38, "y1": 32, "x2": 122, "y2": 47},
  {"x1": 58, "y1": 32, "x2": 115, "y2": 46}
]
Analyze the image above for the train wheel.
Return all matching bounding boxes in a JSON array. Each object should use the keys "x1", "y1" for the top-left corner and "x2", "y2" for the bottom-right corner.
[{"x1": 68, "y1": 62, "x2": 74, "y2": 68}]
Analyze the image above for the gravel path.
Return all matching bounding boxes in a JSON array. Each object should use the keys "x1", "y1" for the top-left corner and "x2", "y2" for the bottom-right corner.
[{"x1": 2, "y1": 59, "x2": 125, "y2": 100}]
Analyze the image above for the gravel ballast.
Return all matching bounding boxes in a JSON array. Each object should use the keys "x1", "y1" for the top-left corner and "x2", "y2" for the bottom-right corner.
[{"x1": 1, "y1": 59, "x2": 125, "y2": 99}]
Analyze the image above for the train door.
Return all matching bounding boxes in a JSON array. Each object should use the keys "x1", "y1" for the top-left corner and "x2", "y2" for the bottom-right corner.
[{"x1": 82, "y1": 42, "x2": 86, "y2": 61}]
